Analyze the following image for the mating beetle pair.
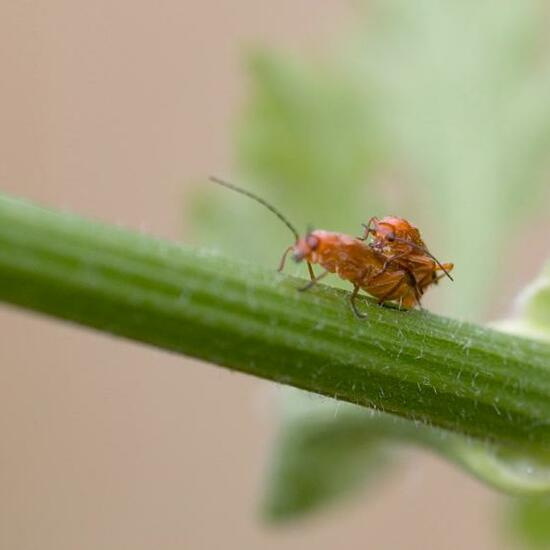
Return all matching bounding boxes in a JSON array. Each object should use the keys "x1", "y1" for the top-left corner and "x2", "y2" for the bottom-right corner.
[{"x1": 211, "y1": 177, "x2": 453, "y2": 318}]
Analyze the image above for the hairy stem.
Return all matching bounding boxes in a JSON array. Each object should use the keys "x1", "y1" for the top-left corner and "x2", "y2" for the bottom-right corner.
[{"x1": 1, "y1": 193, "x2": 550, "y2": 448}]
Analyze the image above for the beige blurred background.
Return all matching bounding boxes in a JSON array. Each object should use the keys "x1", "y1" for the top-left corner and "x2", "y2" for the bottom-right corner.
[{"x1": 0, "y1": 2, "x2": 504, "y2": 549}]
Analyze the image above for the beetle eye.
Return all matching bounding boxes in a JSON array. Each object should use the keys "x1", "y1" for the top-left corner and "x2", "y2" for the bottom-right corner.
[{"x1": 307, "y1": 235, "x2": 319, "y2": 250}]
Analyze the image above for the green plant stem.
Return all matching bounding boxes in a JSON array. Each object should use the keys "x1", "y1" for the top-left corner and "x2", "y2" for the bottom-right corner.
[{"x1": 1, "y1": 193, "x2": 550, "y2": 448}]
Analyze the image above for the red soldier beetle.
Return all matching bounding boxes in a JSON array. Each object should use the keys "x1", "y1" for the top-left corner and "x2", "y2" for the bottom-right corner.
[{"x1": 362, "y1": 216, "x2": 454, "y2": 300}]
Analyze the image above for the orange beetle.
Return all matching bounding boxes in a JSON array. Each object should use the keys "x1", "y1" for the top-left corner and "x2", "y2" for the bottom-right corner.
[
  {"x1": 292, "y1": 229, "x2": 420, "y2": 315},
  {"x1": 362, "y1": 216, "x2": 454, "y2": 301},
  {"x1": 211, "y1": 178, "x2": 420, "y2": 317}
]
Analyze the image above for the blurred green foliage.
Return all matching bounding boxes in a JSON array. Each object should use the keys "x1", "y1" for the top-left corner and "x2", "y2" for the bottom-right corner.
[
  {"x1": 500, "y1": 263, "x2": 550, "y2": 549},
  {"x1": 190, "y1": 0, "x2": 550, "y2": 545},
  {"x1": 350, "y1": 0, "x2": 550, "y2": 318},
  {"x1": 506, "y1": 496, "x2": 550, "y2": 549},
  {"x1": 192, "y1": 51, "x2": 383, "y2": 277},
  {"x1": 263, "y1": 393, "x2": 391, "y2": 522},
  {"x1": 237, "y1": 52, "x2": 383, "y2": 231},
  {"x1": 498, "y1": 262, "x2": 550, "y2": 342},
  {"x1": 264, "y1": 388, "x2": 550, "y2": 523},
  {"x1": 523, "y1": 263, "x2": 550, "y2": 335}
]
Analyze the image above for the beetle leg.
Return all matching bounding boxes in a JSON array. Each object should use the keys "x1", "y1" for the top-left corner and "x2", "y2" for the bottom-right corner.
[
  {"x1": 413, "y1": 283, "x2": 423, "y2": 307},
  {"x1": 403, "y1": 268, "x2": 423, "y2": 306},
  {"x1": 307, "y1": 261, "x2": 316, "y2": 281},
  {"x1": 359, "y1": 217, "x2": 377, "y2": 242},
  {"x1": 299, "y1": 270, "x2": 329, "y2": 292},
  {"x1": 349, "y1": 285, "x2": 369, "y2": 319}
]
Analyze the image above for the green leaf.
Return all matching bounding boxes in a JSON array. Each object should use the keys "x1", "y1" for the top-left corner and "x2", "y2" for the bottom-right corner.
[
  {"x1": 262, "y1": 390, "x2": 550, "y2": 521},
  {"x1": 263, "y1": 392, "x2": 392, "y2": 522},
  {"x1": 523, "y1": 264, "x2": 550, "y2": 332},
  {"x1": 497, "y1": 263, "x2": 550, "y2": 342},
  {"x1": 496, "y1": 262, "x2": 550, "y2": 549}
]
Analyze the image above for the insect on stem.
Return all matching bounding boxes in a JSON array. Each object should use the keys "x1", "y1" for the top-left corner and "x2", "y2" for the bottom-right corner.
[{"x1": 211, "y1": 177, "x2": 452, "y2": 316}]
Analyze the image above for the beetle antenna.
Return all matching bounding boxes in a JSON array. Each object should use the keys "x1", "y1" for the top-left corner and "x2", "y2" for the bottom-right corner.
[
  {"x1": 210, "y1": 177, "x2": 300, "y2": 242},
  {"x1": 393, "y1": 237, "x2": 454, "y2": 281}
]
